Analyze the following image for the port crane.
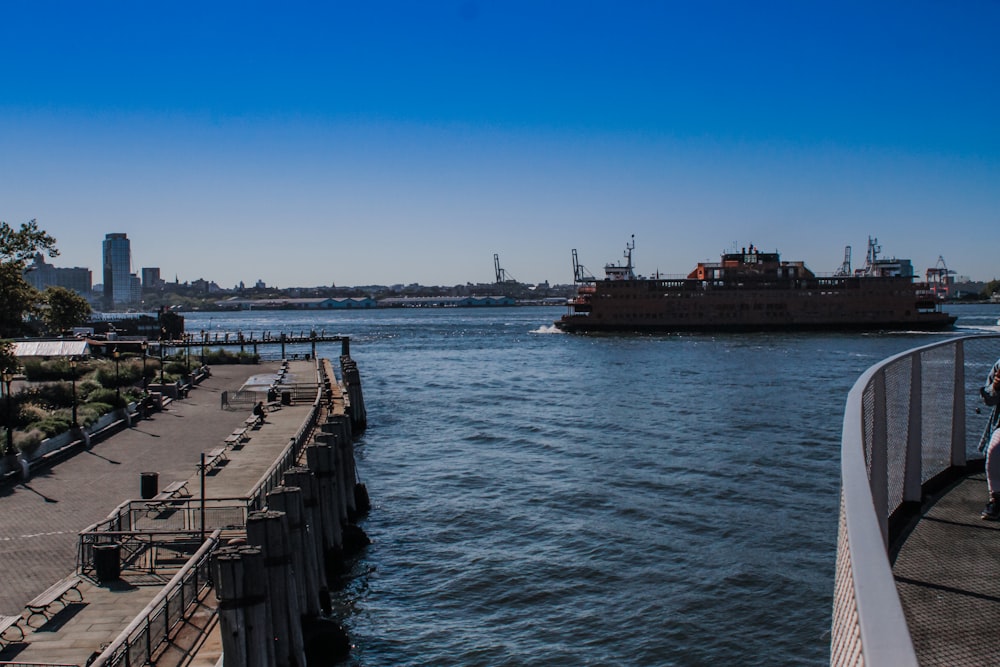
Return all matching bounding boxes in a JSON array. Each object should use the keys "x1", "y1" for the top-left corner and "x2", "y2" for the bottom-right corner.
[
  {"x1": 834, "y1": 246, "x2": 852, "y2": 276},
  {"x1": 925, "y1": 256, "x2": 954, "y2": 299},
  {"x1": 494, "y1": 254, "x2": 518, "y2": 285}
]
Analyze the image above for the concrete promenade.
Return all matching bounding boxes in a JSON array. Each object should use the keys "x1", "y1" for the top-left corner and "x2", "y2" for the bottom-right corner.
[{"x1": 0, "y1": 360, "x2": 318, "y2": 666}]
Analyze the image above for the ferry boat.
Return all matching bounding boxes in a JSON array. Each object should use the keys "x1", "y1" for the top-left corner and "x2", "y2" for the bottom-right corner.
[{"x1": 555, "y1": 237, "x2": 957, "y2": 333}]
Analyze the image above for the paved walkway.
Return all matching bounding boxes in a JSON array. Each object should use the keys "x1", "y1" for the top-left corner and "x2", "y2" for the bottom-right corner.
[
  {"x1": 893, "y1": 469, "x2": 1000, "y2": 665},
  {"x1": 0, "y1": 360, "x2": 318, "y2": 666}
]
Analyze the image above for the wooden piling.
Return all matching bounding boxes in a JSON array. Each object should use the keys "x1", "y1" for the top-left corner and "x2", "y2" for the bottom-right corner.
[
  {"x1": 213, "y1": 546, "x2": 274, "y2": 667},
  {"x1": 267, "y1": 485, "x2": 320, "y2": 618},
  {"x1": 246, "y1": 510, "x2": 307, "y2": 667},
  {"x1": 282, "y1": 467, "x2": 328, "y2": 594},
  {"x1": 305, "y1": 443, "x2": 343, "y2": 550}
]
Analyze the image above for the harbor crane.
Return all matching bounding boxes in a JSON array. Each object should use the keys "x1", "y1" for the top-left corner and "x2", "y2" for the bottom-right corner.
[
  {"x1": 494, "y1": 253, "x2": 518, "y2": 285},
  {"x1": 834, "y1": 246, "x2": 852, "y2": 276},
  {"x1": 926, "y1": 255, "x2": 955, "y2": 300},
  {"x1": 571, "y1": 249, "x2": 596, "y2": 283}
]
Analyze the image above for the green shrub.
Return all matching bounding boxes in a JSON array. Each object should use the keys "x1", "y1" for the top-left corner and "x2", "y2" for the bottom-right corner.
[
  {"x1": 22, "y1": 358, "x2": 77, "y2": 381},
  {"x1": 15, "y1": 428, "x2": 44, "y2": 456},
  {"x1": 87, "y1": 388, "x2": 126, "y2": 409},
  {"x1": 32, "y1": 414, "x2": 71, "y2": 438},
  {"x1": 78, "y1": 402, "x2": 113, "y2": 425},
  {"x1": 20, "y1": 381, "x2": 75, "y2": 409},
  {"x1": 95, "y1": 360, "x2": 142, "y2": 389}
]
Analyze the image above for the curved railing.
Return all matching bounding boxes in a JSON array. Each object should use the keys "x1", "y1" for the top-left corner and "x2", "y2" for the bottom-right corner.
[{"x1": 831, "y1": 333, "x2": 1000, "y2": 665}]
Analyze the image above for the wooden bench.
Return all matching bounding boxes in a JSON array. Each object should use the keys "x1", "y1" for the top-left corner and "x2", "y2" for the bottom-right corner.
[
  {"x1": 201, "y1": 446, "x2": 228, "y2": 472},
  {"x1": 224, "y1": 428, "x2": 247, "y2": 446},
  {"x1": 25, "y1": 577, "x2": 82, "y2": 627},
  {"x1": 157, "y1": 480, "x2": 190, "y2": 499},
  {"x1": 265, "y1": 400, "x2": 282, "y2": 412},
  {"x1": 0, "y1": 615, "x2": 24, "y2": 646}
]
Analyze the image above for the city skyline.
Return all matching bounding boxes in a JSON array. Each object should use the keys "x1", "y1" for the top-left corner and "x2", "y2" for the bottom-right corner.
[{"x1": 2, "y1": 2, "x2": 998, "y2": 285}]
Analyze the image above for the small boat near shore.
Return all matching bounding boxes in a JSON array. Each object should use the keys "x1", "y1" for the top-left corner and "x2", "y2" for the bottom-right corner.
[{"x1": 555, "y1": 236, "x2": 957, "y2": 333}]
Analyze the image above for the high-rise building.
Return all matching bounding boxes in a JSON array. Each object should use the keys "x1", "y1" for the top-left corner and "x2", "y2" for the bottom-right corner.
[
  {"x1": 103, "y1": 233, "x2": 134, "y2": 309},
  {"x1": 141, "y1": 267, "x2": 162, "y2": 290},
  {"x1": 24, "y1": 253, "x2": 93, "y2": 297}
]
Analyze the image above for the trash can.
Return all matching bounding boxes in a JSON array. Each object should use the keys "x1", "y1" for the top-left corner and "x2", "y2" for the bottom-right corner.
[
  {"x1": 140, "y1": 472, "x2": 159, "y2": 499},
  {"x1": 93, "y1": 543, "x2": 121, "y2": 583},
  {"x1": 281, "y1": 390, "x2": 292, "y2": 405}
]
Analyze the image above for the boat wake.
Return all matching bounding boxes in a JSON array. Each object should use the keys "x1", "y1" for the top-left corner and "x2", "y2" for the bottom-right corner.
[{"x1": 531, "y1": 324, "x2": 564, "y2": 335}]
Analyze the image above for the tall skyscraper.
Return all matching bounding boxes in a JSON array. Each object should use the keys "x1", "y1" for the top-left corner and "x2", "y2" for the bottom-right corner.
[{"x1": 102, "y1": 233, "x2": 133, "y2": 309}]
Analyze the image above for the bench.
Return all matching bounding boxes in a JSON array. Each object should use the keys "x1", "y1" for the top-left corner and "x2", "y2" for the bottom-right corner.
[
  {"x1": 0, "y1": 615, "x2": 24, "y2": 646},
  {"x1": 201, "y1": 446, "x2": 228, "y2": 472},
  {"x1": 224, "y1": 427, "x2": 248, "y2": 446},
  {"x1": 25, "y1": 577, "x2": 83, "y2": 627},
  {"x1": 266, "y1": 400, "x2": 282, "y2": 412},
  {"x1": 153, "y1": 480, "x2": 190, "y2": 500}
]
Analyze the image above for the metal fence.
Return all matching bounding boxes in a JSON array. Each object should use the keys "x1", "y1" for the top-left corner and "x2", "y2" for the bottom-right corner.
[
  {"x1": 89, "y1": 530, "x2": 221, "y2": 667},
  {"x1": 831, "y1": 334, "x2": 1000, "y2": 666}
]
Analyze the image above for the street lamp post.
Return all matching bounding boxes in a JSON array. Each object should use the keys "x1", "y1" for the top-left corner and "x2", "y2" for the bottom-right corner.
[
  {"x1": 2, "y1": 370, "x2": 14, "y2": 457},
  {"x1": 141, "y1": 341, "x2": 148, "y2": 394},
  {"x1": 160, "y1": 328, "x2": 166, "y2": 385},
  {"x1": 113, "y1": 347, "x2": 121, "y2": 401},
  {"x1": 69, "y1": 358, "x2": 78, "y2": 429}
]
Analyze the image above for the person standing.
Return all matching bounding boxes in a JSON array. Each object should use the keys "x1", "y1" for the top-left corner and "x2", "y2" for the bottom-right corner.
[{"x1": 978, "y1": 358, "x2": 1000, "y2": 520}]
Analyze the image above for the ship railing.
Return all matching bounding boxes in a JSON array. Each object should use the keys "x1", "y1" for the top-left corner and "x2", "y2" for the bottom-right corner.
[{"x1": 831, "y1": 333, "x2": 1000, "y2": 666}]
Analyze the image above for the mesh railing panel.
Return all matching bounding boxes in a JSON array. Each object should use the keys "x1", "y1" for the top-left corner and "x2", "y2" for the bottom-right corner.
[{"x1": 833, "y1": 334, "x2": 1000, "y2": 666}]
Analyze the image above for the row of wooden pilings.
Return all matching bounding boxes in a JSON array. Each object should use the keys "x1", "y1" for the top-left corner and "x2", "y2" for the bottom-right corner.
[
  {"x1": 340, "y1": 355, "x2": 367, "y2": 433},
  {"x1": 212, "y1": 412, "x2": 372, "y2": 665}
]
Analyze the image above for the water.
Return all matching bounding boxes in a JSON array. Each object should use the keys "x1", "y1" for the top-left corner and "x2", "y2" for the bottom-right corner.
[{"x1": 185, "y1": 303, "x2": 1000, "y2": 666}]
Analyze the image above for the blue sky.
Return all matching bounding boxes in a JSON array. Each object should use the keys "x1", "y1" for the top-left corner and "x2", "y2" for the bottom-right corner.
[{"x1": 2, "y1": 1, "x2": 998, "y2": 287}]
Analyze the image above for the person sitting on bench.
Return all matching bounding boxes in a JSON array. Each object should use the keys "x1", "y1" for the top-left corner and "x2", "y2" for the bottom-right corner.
[{"x1": 253, "y1": 401, "x2": 266, "y2": 426}]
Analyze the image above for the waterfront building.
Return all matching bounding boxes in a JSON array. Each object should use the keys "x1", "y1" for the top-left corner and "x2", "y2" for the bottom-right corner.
[
  {"x1": 24, "y1": 253, "x2": 92, "y2": 296},
  {"x1": 215, "y1": 297, "x2": 377, "y2": 310}
]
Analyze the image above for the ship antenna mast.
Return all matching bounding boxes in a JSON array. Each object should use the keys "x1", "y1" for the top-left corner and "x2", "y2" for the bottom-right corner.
[{"x1": 624, "y1": 234, "x2": 635, "y2": 279}]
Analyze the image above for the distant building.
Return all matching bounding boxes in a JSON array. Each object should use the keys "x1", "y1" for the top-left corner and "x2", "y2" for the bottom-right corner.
[
  {"x1": 142, "y1": 267, "x2": 162, "y2": 289},
  {"x1": 24, "y1": 253, "x2": 92, "y2": 296},
  {"x1": 215, "y1": 297, "x2": 376, "y2": 310},
  {"x1": 103, "y1": 233, "x2": 136, "y2": 309},
  {"x1": 378, "y1": 295, "x2": 516, "y2": 307}
]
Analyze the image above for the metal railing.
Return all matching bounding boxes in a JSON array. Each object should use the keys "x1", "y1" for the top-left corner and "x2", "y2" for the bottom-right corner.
[
  {"x1": 831, "y1": 334, "x2": 1000, "y2": 665},
  {"x1": 88, "y1": 530, "x2": 221, "y2": 667},
  {"x1": 247, "y1": 381, "x2": 322, "y2": 511}
]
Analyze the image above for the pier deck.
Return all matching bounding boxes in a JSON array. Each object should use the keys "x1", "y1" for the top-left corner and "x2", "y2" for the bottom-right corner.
[
  {"x1": 0, "y1": 360, "x2": 318, "y2": 666},
  {"x1": 891, "y1": 469, "x2": 1000, "y2": 665}
]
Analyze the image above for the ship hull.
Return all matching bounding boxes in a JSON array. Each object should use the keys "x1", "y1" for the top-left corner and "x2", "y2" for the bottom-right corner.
[{"x1": 555, "y1": 276, "x2": 957, "y2": 333}]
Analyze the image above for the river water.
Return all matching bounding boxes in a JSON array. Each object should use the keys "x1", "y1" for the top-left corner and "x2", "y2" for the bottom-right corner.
[{"x1": 185, "y1": 303, "x2": 1000, "y2": 666}]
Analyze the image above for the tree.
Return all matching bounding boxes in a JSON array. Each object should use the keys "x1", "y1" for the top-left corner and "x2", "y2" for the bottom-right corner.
[
  {"x1": 41, "y1": 286, "x2": 92, "y2": 335},
  {"x1": 0, "y1": 219, "x2": 59, "y2": 338},
  {"x1": 0, "y1": 340, "x2": 16, "y2": 375}
]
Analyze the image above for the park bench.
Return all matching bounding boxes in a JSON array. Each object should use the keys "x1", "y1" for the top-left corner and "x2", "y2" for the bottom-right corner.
[
  {"x1": 25, "y1": 577, "x2": 83, "y2": 627},
  {"x1": 266, "y1": 400, "x2": 282, "y2": 412},
  {"x1": 225, "y1": 425, "x2": 249, "y2": 446},
  {"x1": 151, "y1": 480, "x2": 191, "y2": 501},
  {"x1": 201, "y1": 446, "x2": 228, "y2": 473},
  {"x1": 0, "y1": 615, "x2": 24, "y2": 646}
]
